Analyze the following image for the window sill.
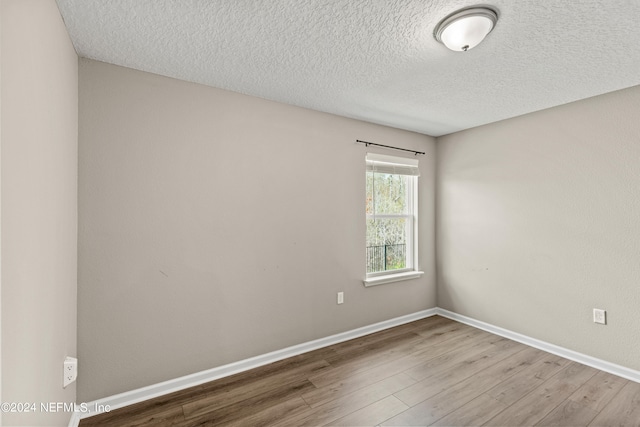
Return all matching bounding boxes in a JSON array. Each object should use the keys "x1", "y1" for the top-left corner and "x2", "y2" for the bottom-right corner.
[{"x1": 363, "y1": 270, "x2": 424, "y2": 287}]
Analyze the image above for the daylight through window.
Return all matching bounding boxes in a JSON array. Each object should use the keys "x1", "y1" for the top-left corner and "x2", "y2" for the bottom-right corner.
[{"x1": 365, "y1": 154, "x2": 419, "y2": 279}]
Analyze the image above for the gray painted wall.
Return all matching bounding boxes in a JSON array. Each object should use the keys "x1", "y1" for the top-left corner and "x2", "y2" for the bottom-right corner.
[
  {"x1": 437, "y1": 85, "x2": 640, "y2": 372},
  {"x1": 78, "y1": 59, "x2": 437, "y2": 401},
  {"x1": 1, "y1": 1, "x2": 78, "y2": 425}
]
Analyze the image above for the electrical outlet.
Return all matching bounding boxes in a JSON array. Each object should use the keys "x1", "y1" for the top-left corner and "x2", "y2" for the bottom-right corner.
[
  {"x1": 593, "y1": 308, "x2": 606, "y2": 325},
  {"x1": 63, "y1": 357, "x2": 78, "y2": 388},
  {"x1": 337, "y1": 292, "x2": 344, "y2": 305}
]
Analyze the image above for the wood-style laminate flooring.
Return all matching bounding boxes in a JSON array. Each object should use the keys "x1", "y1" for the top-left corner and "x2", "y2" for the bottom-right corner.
[{"x1": 79, "y1": 316, "x2": 640, "y2": 426}]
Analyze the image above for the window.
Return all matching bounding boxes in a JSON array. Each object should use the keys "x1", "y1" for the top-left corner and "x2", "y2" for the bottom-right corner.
[{"x1": 365, "y1": 153, "x2": 423, "y2": 286}]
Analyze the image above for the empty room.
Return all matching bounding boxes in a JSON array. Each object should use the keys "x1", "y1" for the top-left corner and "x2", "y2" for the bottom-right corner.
[{"x1": 1, "y1": 0, "x2": 639, "y2": 426}]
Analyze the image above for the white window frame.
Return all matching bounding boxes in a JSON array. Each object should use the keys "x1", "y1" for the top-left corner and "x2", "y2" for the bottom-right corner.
[{"x1": 364, "y1": 153, "x2": 424, "y2": 286}]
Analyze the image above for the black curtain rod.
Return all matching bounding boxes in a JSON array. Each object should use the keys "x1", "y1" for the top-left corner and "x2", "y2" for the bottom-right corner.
[{"x1": 356, "y1": 139, "x2": 425, "y2": 156}]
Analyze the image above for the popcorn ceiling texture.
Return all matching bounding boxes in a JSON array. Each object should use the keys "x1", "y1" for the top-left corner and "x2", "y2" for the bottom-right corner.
[{"x1": 56, "y1": 0, "x2": 640, "y2": 136}]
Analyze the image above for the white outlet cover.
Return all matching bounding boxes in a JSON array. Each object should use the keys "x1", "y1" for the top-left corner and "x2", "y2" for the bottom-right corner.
[
  {"x1": 593, "y1": 309, "x2": 606, "y2": 325},
  {"x1": 64, "y1": 357, "x2": 78, "y2": 388}
]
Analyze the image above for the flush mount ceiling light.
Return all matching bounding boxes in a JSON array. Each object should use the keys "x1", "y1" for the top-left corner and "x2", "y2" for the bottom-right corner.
[{"x1": 434, "y1": 6, "x2": 498, "y2": 52}]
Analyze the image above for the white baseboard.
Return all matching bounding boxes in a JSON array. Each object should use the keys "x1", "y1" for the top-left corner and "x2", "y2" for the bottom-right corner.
[
  {"x1": 69, "y1": 306, "x2": 640, "y2": 427},
  {"x1": 435, "y1": 308, "x2": 640, "y2": 384},
  {"x1": 68, "y1": 412, "x2": 81, "y2": 427},
  {"x1": 68, "y1": 308, "x2": 437, "y2": 426}
]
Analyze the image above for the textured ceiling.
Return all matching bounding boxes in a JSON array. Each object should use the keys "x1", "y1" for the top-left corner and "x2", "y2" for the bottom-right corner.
[{"x1": 56, "y1": 0, "x2": 640, "y2": 136}]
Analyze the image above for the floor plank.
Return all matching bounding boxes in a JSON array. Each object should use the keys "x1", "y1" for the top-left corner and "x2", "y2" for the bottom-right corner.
[
  {"x1": 78, "y1": 399, "x2": 186, "y2": 426},
  {"x1": 536, "y1": 399, "x2": 599, "y2": 427},
  {"x1": 177, "y1": 379, "x2": 315, "y2": 426},
  {"x1": 327, "y1": 315, "x2": 449, "y2": 355},
  {"x1": 275, "y1": 373, "x2": 415, "y2": 427},
  {"x1": 400, "y1": 330, "x2": 499, "y2": 382},
  {"x1": 381, "y1": 346, "x2": 542, "y2": 426},
  {"x1": 408, "y1": 346, "x2": 545, "y2": 426},
  {"x1": 588, "y1": 380, "x2": 640, "y2": 426},
  {"x1": 394, "y1": 337, "x2": 526, "y2": 407},
  {"x1": 307, "y1": 322, "x2": 484, "y2": 389},
  {"x1": 180, "y1": 360, "x2": 328, "y2": 419},
  {"x1": 537, "y1": 370, "x2": 630, "y2": 426},
  {"x1": 301, "y1": 364, "x2": 417, "y2": 409},
  {"x1": 484, "y1": 361, "x2": 598, "y2": 426},
  {"x1": 568, "y1": 370, "x2": 629, "y2": 412},
  {"x1": 329, "y1": 395, "x2": 408, "y2": 426},
  {"x1": 219, "y1": 396, "x2": 310, "y2": 427},
  {"x1": 484, "y1": 352, "x2": 569, "y2": 406},
  {"x1": 430, "y1": 394, "x2": 507, "y2": 427}
]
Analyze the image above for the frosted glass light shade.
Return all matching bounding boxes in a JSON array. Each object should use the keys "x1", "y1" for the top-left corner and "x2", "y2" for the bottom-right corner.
[{"x1": 435, "y1": 7, "x2": 498, "y2": 52}]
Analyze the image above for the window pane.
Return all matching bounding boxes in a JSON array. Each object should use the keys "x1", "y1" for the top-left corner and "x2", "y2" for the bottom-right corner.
[
  {"x1": 366, "y1": 172, "x2": 408, "y2": 215},
  {"x1": 366, "y1": 217, "x2": 408, "y2": 273}
]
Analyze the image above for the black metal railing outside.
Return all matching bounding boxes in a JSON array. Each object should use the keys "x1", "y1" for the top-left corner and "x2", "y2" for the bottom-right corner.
[{"x1": 366, "y1": 244, "x2": 406, "y2": 273}]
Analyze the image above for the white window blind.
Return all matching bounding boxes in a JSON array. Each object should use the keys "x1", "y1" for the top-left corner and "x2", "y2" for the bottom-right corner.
[{"x1": 365, "y1": 153, "x2": 420, "y2": 176}]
